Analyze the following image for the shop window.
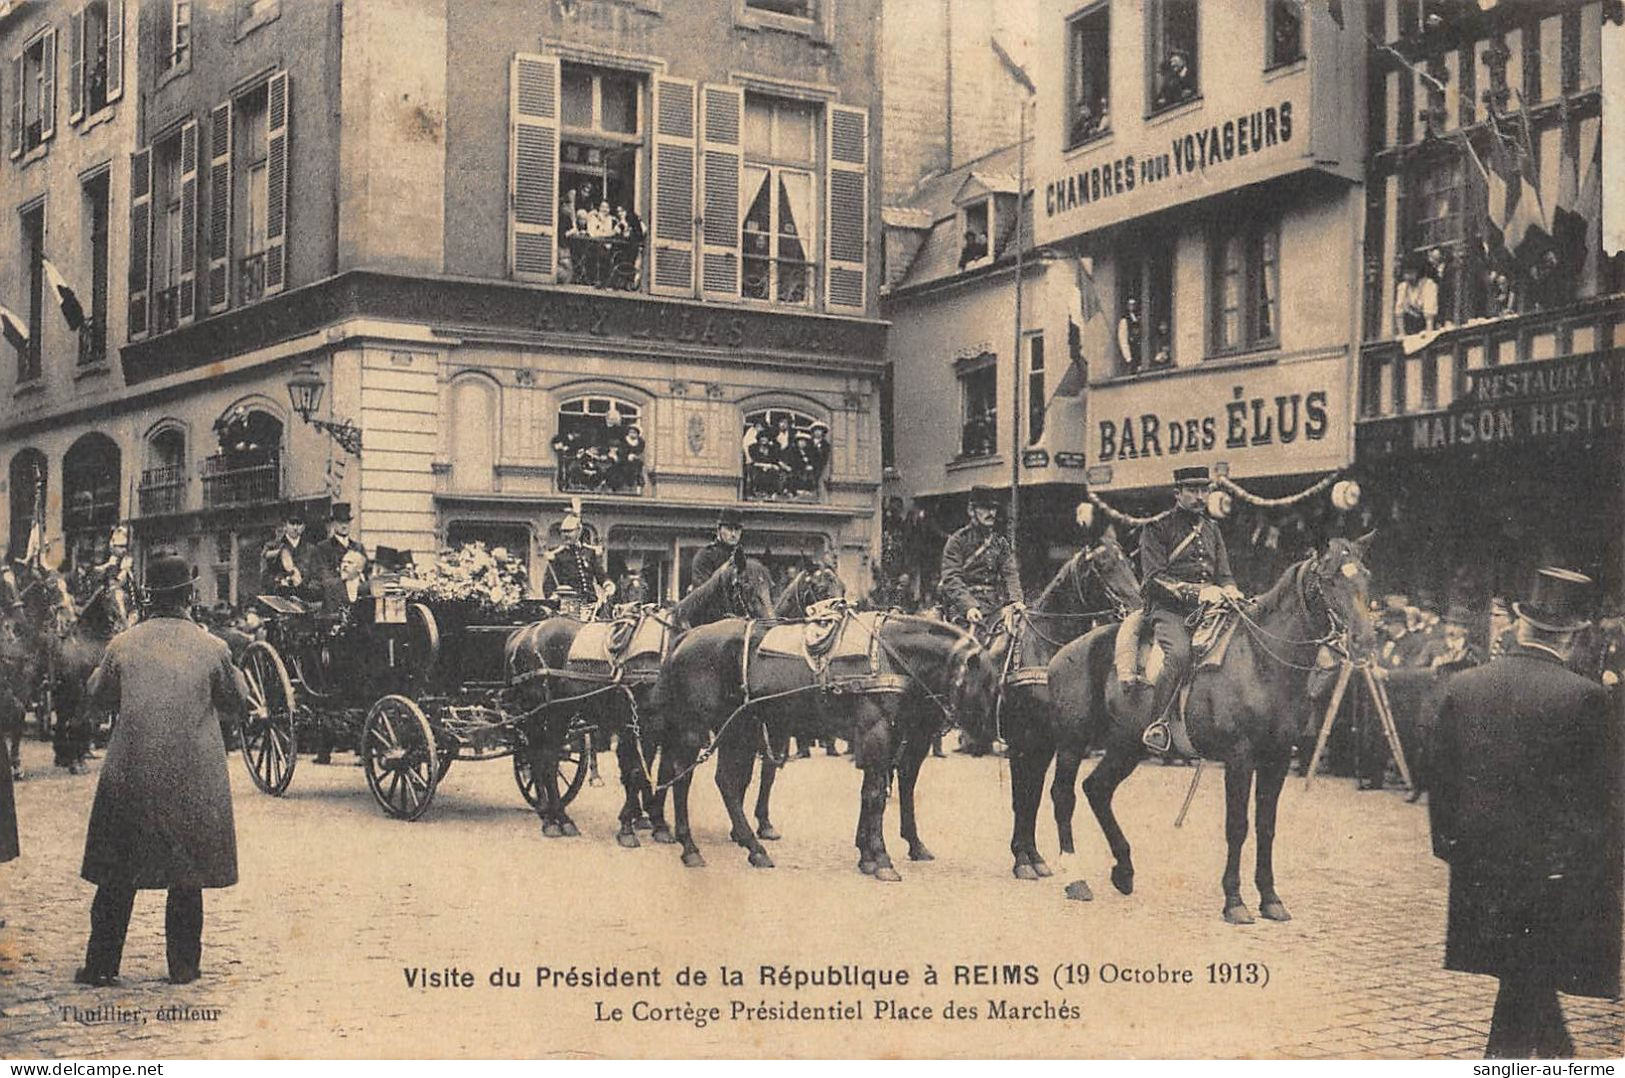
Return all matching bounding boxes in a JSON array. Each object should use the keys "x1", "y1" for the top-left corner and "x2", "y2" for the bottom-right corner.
[
  {"x1": 1147, "y1": 0, "x2": 1199, "y2": 114},
  {"x1": 958, "y1": 199, "x2": 990, "y2": 269},
  {"x1": 958, "y1": 357, "x2": 998, "y2": 459},
  {"x1": 80, "y1": 172, "x2": 110, "y2": 366},
  {"x1": 8, "y1": 450, "x2": 46, "y2": 561},
  {"x1": 16, "y1": 203, "x2": 43, "y2": 383},
  {"x1": 558, "y1": 64, "x2": 646, "y2": 290},
  {"x1": 554, "y1": 396, "x2": 645, "y2": 495},
  {"x1": 1026, "y1": 333, "x2": 1046, "y2": 445},
  {"x1": 140, "y1": 426, "x2": 187, "y2": 516},
  {"x1": 1210, "y1": 217, "x2": 1280, "y2": 355},
  {"x1": 1117, "y1": 244, "x2": 1174, "y2": 374},
  {"x1": 1267, "y1": 1, "x2": 1304, "y2": 70},
  {"x1": 63, "y1": 433, "x2": 121, "y2": 558},
  {"x1": 162, "y1": 0, "x2": 191, "y2": 74},
  {"x1": 742, "y1": 407, "x2": 827, "y2": 500},
  {"x1": 743, "y1": 96, "x2": 817, "y2": 306},
  {"x1": 1067, "y1": 4, "x2": 1110, "y2": 148},
  {"x1": 204, "y1": 406, "x2": 282, "y2": 508}
]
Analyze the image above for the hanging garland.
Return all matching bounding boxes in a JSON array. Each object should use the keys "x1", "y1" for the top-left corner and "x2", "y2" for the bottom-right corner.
[{"x1": 1082, "y1": 471, "x2": 1351, "y2": 530}]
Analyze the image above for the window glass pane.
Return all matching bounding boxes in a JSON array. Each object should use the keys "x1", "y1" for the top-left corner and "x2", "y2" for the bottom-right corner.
[
  {"x1": 1069, "y1": 9, "x2": 1110, "y2": 145},
  {"x1": 601, "y1": 73, "x2": 639, "y2": 134},
  {"x1": 561, "y1": 68, "x2": 594, "y2": 129},
  {"x1": 745, "y1": 100, "x2": 773, "y2": 157},
  {"x1": 747, "y1": 0, "x2": 814, "y2": 16},
  {"x1": 743, "y1": 166, "x2": 771, "y2": 300},
  {"x1": 777, "y1": 171, "x2": 811, "y2": 262},
  {"x1": 775, "y1": 103, "x2": 816, "y2": 165},
  {"x1": 1151, "y1": 0, "x2": 1200, "y2": 110},
  {"x1": 1218, "y1": 236, "x2": 1243, "y2": 349},
  {"x1": 1269, "y1": 1, "x2": 1303, "y2": 67},
  {"x1": 1257, "y1": 230, "x2": 1279, "y2": 340}
]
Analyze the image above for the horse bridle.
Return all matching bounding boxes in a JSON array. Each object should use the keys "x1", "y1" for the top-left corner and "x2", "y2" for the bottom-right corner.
[{"x1": 1071, "y1": 539, "x2": 1135, "y2": 621}]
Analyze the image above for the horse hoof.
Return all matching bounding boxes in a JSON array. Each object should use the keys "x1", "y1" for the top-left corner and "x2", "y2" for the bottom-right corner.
[
  {"x1": 873, "y1": 865, "x2": 902, "y2": 883},
  {"x1": 633, "y1": 815, "x2": 655, "y2": 832},
  {"x1": 748, "y1": 849, "x2": 775, "y2": 869},
  {"x1": 1259, "y1": 900, "x2": 1292, "y2": 922},
  {"x1": 681, "y1": 850, "x2": 706, "y2": 868},
  {"x1": 1064, "y1": 880, "x2": 1094, "y2": 902},
  {"x1": 651, "y1": 827, "x2": 676, "y2": 845},
  {"x1": 1110, "y1": 864, "x2": 1135, "y2": 895},
  {"x1": 540, "y1": 822, "x2": 564, "y2": 838},
  {"x1": 616, "y1": 830, "x2": 640, "y2": 849},
  {"x1": 858, "y1": 859, "x2": 877, "y2": 876},
  {"x1": 1223, "y1": 902, "x2": 1256, "y2": 925},
  {"x1": 559, "y1": 820, "x2": 580, "y2": 838},
  {"x1": 1013, "y1": 862, "x2": 1039, "y2": 881},
  {"x1": 908, "y1": 845, "x2": 935, "y2": 862},
  {"x1": 756, "y1": 823, "x2": 781, "y2": 841},
  {"x1": 1058, "y1": 839, "x2": 1076, "y2": 856},
  {"x1": 1031, "y1": 858, "x2": 1054, "y2": 879}
]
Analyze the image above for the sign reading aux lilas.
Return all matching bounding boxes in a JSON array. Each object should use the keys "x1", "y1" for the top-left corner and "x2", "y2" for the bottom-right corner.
[{"x1": 1087, "y1": 356, "x2": 1349, "y2": 491}]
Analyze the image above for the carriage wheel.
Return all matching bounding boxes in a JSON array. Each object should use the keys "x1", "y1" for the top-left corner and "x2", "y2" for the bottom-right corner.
[
  {"x1": 511, "y1": 725, "x2": 590, "y2": 808},
  {"x1": 397, "y1": 604, "x2": 441, "y2": 684},
  {"x1": 363, "y1": 695, "x2": 440, "y2": 821},
  {"x1": 238, "y1": 641, "x2": 298, "y2": 796}
]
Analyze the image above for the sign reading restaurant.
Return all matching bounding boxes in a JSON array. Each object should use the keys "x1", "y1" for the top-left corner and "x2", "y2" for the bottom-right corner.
[
  {"x1": 1086, "y1": 353, "x2": 1350, "y2": 491},
  {"x1": 1041, "y1": 92, "x2": 1306, "y2": 237}
]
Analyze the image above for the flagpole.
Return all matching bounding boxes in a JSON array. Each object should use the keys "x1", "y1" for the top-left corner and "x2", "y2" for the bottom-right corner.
[{"x1": 1010, "y1": 94, "x2": 1027, "y2": 555}]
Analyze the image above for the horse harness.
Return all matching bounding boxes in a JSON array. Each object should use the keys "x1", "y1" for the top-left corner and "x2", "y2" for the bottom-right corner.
[{"x1": 745, "y1": 608, "x2": 908, "y2": 700}]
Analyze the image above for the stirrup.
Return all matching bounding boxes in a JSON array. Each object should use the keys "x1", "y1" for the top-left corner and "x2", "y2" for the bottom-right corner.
[{"x1": 1141, "y1": 720, "x2": 1172, "y2": 755}]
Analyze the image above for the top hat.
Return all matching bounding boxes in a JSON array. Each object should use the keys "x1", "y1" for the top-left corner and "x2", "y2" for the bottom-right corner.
[
  {"x1": 1514, "y1": 567, "x2": 1594, "y2": 633},
  {"x1": 717, "y1": 507, "x2": 745, "y2": 528},
  {"x1": 1172, "y1": 466, "x2": 1212, "y2": 487},
  {"x1": 374, "y1": 546, "x2": 413, "y2": 572},
  {"x1": 329, "y1": 502, "x2": 353, "y2": 523},
  {"x1": 968, "y1": 485, "x2": 1006, "y2": 508},
  {"x1": 144, "y1": 551, "x2": 195, "y2": 596}
]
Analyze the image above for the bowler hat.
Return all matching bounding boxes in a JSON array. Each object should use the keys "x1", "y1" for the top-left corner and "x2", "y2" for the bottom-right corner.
[
  {"x1": 1514, "y1": 567, "x2": 1594, "y2": 633},
  {"x1": 1172, "y1": 466, "x2": 1212, "y2": 487},
  {"x1": 968, "y1": 485, "x2": 1005, "y2": 508},
  {"x1": 144, "y1": 551, "x2": 195, "y2": 596},
  {"x1": 329, "y1": 502, "x2": 353, "y2": 523},
  {"x1": 717, "y1": 507, "x2": 745, "y2": 528}
]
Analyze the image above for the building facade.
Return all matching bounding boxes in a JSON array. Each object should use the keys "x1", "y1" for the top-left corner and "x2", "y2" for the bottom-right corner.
[
  {"x1": 1024, "y1": 0, "x2": 1370, "y2": 588},
  {"x1": 1350, "y1": 0, "x2": 1621, "y2": 615},
  {"x1": 1, "y1": 0, "x2": 888, "y2": 604}
]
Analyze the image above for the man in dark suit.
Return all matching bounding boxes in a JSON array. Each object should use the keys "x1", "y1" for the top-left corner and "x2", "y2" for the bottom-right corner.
[
  {"x1": 1429, "y1": 567, "x2": 1621, "y2": 1059},
  {"x1": 689, "y1": 508, "x2": 744, "y2": 595},
  {"x1": 310, "y1": 503, "x2": 368, "y2": 595}
]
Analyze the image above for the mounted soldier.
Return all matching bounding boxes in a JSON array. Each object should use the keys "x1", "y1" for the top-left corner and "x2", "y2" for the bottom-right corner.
[
  {"x1": 688, "y1": 507, "x2": 744, "y2": 594},
  {"x1": 937, "y1": 485, "x2": 1024, "y2": 640},
  {"x1": 541, "y1": 506, "x2": 614, "y2": 619},
  {"x1": 78, "y1": 526, "x2": 138, "y2": 634}
]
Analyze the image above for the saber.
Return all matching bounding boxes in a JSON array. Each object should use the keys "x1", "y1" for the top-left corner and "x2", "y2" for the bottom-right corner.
[{"x1": 1174, "y1": 758, "x2": 1204, "y2": 829}]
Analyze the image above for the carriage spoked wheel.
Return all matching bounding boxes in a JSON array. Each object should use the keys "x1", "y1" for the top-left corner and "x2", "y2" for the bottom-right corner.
[
  {"x1": 511, "y1": 724, "x2": 590, "y2": 809},
  {"x1": 238, "y1": 641, "x2": 298, "y2": 796},
  {"x1": 363, "y1": 695, "x2": 440, "y2": 821}
]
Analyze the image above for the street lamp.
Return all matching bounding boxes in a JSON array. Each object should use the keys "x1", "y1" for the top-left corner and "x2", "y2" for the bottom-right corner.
[{"x1": 286, "y1": 357, "x2": 362, "y2": 456}]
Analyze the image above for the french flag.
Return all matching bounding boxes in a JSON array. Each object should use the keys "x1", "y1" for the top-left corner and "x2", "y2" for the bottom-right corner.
[
  {"x1": 42, "y1": 258, "x2": 86, "y2": 332},
  {"x1": 0, "y1": 303, "x2": 28, "y2": 352}
]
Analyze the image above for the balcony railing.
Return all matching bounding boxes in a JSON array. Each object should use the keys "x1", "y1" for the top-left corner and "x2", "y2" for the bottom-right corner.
[
  {"x1": 742, "y1": 257, "x2": 814, "y2": 306},
  {"x1": 559, "y1": 236, "x2": 643, "y2": 292},
  {"x1": 1357, "y1": 294, "x2": 1625, "y2": 421},
  {"x1": 77, "y1": 319, "x2": 106, "y2": 367},
  {"x1": 22, "y1": 119, "x2": 42, "y2": 155},
  {"x1": 238, "y1": 252, "x2": 267, "y2": 305},
  {"x1": 555, "y1": 454, "x2": 645, "y2": 496},
  {"x1": 201, "y1": 452, "x2": 281, "y2": 509},
  {"x1": 138, "y1": 465, "x2": 188, "y2": 517},
  {"x1": 153, "y1": 286, "x2": 180, "y2": 334}
]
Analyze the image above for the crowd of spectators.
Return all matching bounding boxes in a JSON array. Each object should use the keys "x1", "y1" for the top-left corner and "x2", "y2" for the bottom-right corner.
[
  {"x1": 742, "y1": 417, "x2": 830, "y2": 500},
  {"x1": 558, "y1": 181, "x2": 645, "y2": 290},
  {"x1": 553, "y1": 424, "x2": 646, "y2": 495}
]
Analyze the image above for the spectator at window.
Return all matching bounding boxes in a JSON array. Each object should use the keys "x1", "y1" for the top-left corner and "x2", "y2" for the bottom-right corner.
[
  {"x1": 784, "y1": 430, "x2": 817, "y2": 497},
  {"x1": 1150, "y1": 320, "x2": 1172, "y2": 368},
  {"x1": 1070, "y1": 96, "x2": 1106, "y2": 145},
  {"x1": 807, "y1": 422, "x2": 831, "y2": 486},
  {"x1": 746, "y1": 428, "x2": 785, "y2": 498},
  {"x1": 1154, "y1": 50, "x2": 1196, "y2": 110},
  {"x1": 1393, "y1": 252, "x2": 1440, "y2": 335},
  {"x1": 1117, "y1": 296, "x2": 1143, "y2": 373},
  {"x1": 959, "y1": 229, "x2": 988, "y2": 269},
  {"x1": 615, "y1": 205, "x2": 644, "y2": 244},
  {"x1": 588, "y1": 200, "x2": 616, "y2": 239},
  {"x1": 773, "y1": 415, "x2": 794, "y2": 453},
  {"x1": 615, "y1": 426, "x2": 646, "y2": 492}
]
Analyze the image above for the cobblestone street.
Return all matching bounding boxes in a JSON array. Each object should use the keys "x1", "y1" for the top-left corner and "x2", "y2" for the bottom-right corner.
[{"x1": 2, "y1": 732, "x2": 1620, "y2": 1060}]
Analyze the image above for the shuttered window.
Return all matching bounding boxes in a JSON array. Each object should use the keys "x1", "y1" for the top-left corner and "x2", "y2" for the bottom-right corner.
[
  {"x1": 205, "y1": 101, "x2": 232, "y2": 312},
  {"x1": 69, "y1": 1, "x2": 119, "y2": 124},
  {"x1": 824, "y1": 103, "x2": 868, "y2": 313},
  {"x1": 510, "y1": 53, "x2": 560, "y2": 282},
  {"x1": 127, "y1": 147, "x2": 152, "y2": 338},
  {"x1": 12, "y1": 28, "x2": 56, "y2": 157},
  {"x1": 263, "y1": 71, "x2": 290, "y2": 295},
  {"x1": 177, "y1": 120, "x2": 199, "y2": 324},
  {"x1": 699, "y1": 84, "x2": 744, "y2": 300},
  {"x1": 650, "y1": 76, "x2": 697, "y2": 296}
]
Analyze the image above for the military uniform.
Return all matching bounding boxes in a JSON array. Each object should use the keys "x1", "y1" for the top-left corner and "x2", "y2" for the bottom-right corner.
[
  {"x1": 937, "y1": 524, "x2": 1023, "y2": 626},
  {"x1": 1139, "y1": 505, "x2": 1234, "y2": 683}
]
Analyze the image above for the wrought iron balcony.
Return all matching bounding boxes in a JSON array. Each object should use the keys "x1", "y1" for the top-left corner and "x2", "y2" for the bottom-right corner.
[
  {"x1": 238, "y1": 252, "x2": 267, "y2": 305},
  {"x1": 138, "y1": 465, "x2": 188, "y2": 516},
  {"x1": 200, "y1": 452, "x2": 282, "y2": 509}
]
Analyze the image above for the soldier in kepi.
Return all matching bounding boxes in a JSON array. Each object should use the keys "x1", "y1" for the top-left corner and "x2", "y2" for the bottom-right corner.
[
  {"x1": 938, "y1": 486, "x2": 1025, "y2": 640},
  {"x1": 541, "y1": 507, "x2": 614, "y2": 618}
]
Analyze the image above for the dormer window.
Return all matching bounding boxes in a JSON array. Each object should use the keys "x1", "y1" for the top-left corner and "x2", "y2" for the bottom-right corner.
[{"x1": 959, "y1": 199, "x2": 991, "y2": 269}]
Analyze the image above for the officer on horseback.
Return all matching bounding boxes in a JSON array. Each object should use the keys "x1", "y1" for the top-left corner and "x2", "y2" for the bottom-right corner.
[
  {"x1": 86, "y1": 526, "x2": 138, "y2": 630},
  {"x1": 938, "y1": 486, "x2": 1024, "y2": 639},
  {"x1": 1123, "y1": 466, "x2": 1242, "y2": 691},
  {"x1": 541, "y1": 506, "x2": 614, "y2": 618},
  {"x1": 688, "y1": 507, "x2": 744, "y2": 594}
]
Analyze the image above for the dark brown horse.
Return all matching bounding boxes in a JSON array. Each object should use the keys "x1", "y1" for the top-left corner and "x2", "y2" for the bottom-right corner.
[
  {"x1": 967, "y1": 531, "x2": 1140, "y2": 881},
  {"x1": 506, "y1": 553, "x2": 778, "y2": 840},
  {"x1": 657, "y1": 611, "x2": 995, "y2": 879},
  {"x1": 1047, "y1": 535, "x2": 1376, "y2": 921}
]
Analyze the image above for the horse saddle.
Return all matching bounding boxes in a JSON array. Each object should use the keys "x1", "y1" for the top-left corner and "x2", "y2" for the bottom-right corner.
[
  {"x1": 1188, "y1": 606, "x2": 1239, "y2": 669},
  {"x1": 565, "y1": 616, "x2": 641, "y2": 675},
  {"x1": 752, "y1": 610, "x2": 889, "y2": 692}
]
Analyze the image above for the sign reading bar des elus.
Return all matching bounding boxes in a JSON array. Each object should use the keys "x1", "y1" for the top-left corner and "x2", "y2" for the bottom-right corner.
[
  {"x1": 1357, "y1": 351, "x2": 1623, "y2": 461},
  {"x1": 1087, "y1": 354, "x2": 1349, "y2": 491}
]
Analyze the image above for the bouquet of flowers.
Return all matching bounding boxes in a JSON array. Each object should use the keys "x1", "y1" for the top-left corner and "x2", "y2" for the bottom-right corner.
[{"x1": 407, "y1": 542, "x2": 527, "y2": 612}]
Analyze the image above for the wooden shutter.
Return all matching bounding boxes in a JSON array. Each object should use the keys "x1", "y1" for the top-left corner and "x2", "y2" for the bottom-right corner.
[
  {"x1": 105, "y1": 0, "x2": 124, "y2": 104},
  {"x1": 650, "y1": 75, "x2": 697, "y2": 297},
  {"x1": 824, "y1": 104, "x2": 868, "y2": 313},
  {"x1": 177, "y1": 119, "x2": 198, "y2": 324},
  {"x1": 127, "y1": 147, "x2": 152, "y2": 338},
  {"x1": 8, "y1": 55, "x2": 20, "y2": 159},
  {"x1": 263, "y1": 71, "x2": 290, "y2": 295},
  {"x1": 39, "y1": 28, "x2": 56, "y2": 142},
  {"x1": 699, "y1": 84, "x2": 743, "y2": 301},
  {"x1": 508, "y1": 53, "x2": 559, "y2": 282},
  {"x1": 68, "y1": 7, "x2": 84, "y2": 125},
  {"x1": 205, "y1": 101, "x2": 231, "y2": 312}
]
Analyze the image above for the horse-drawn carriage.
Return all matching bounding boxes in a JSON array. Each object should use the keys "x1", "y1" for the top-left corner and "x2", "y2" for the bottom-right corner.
[{"x1": 234, "y1": 584, "x2": 590, "y2": 821}]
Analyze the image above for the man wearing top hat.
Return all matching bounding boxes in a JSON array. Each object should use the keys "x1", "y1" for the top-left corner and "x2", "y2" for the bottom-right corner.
[
  {"x1": 689, "y1": 508, "x2": 745, "y2": 594},
  {"x1": 1131, "y1": 466, "x2": 1241, "y2": 689},
  {"x1": 310, "y1": 503, "x2": 368, "y2": 597},
  {"x1": 76, "y1": 550, "x2": 245, "y2": 987},
  {"x1": 1429, "y1": 567, "x2": 1621, "y2": 1059},
  {"x1": 262, "y1": 508, "x2": 321, "y2": 602},
  {"x1": 937, "y1": 486, "x2": 1023, "y2": 635},
  {"x1": 542, "y1": 507, "x2": 613, "y2": 615}
]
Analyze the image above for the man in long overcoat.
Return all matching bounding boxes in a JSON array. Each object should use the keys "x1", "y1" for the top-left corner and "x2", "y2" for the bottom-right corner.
[
  {"x1": 76, "y1": 551, "x2": 246, "y2": 987},
  {"x1": 1429, "y1": 567, "x2": 1621, "y2": 1058}
]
